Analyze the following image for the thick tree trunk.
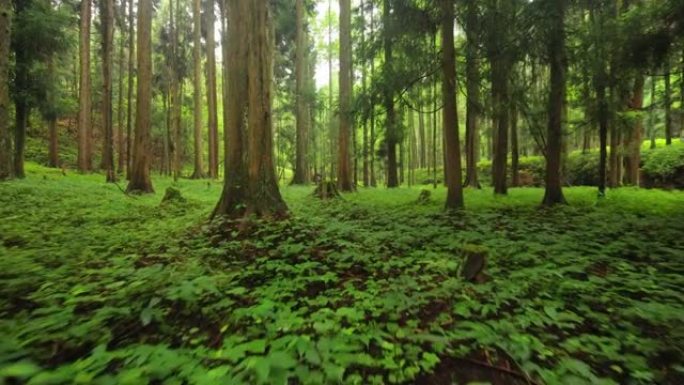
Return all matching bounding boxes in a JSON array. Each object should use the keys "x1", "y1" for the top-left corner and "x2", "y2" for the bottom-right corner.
[
  {"x1": 337, "y1": 0, "x2": 354, "y2": 191},
  {"x1": 0, "y1": 0, "x2": 11, "y2": 180},
  {"x1": 463, "y1": 0, "x2": 480, "y2": 188},
  {"x1": 190, "y1": 0, "x2": 204, "y2": 179},
  {"x1": 127, "y1": 0, "x2": 154, "y2": 193},
  {"x1": 292, "y1": 0, "x2": 310, "y2": 184},
  {"x1": 383, "y1": 0, "x2": 398, "y2": 188},
  {"x1": 441, "y1": 0, "x2": 463, "y2": 209},
  {"x1": 542, "y1": 0, "x2": 567, "y2": 205},
  {"x1": 78, "y1": 0, "x2": 92, "y2": 172},
  {"x1": 117, "y1": 1, "x2": 126, "y2": 174},
  {"x1": 624, "y1": 75, "x2": 644, "y2": 186},
  {"x1": 101, "y1": 0, "x2": 116, "y2": 182},
  {"x1": 206, "y1": 0, "x2": 219, "y2": 179},
  {"x1": 490, "y1": 61, "x2": 509, "y2": 195},
  {"x1": 214, "y1": 0, "x2": 287, "y2": 219}
]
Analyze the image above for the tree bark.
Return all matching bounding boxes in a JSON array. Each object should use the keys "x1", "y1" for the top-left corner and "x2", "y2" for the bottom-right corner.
[
  {"x1": 206, "y1": 0, "x2": 219, "y2": 179},
  {"x1": 624, "y1": 75, "x2": 643, "y2": 186},
  {"x1": 127, "y1": 0, "x2": 154, "y2": 193},
  {"x1": 542, "y1": 0, "x2": 567, "y2": 205},
  {"x1": 510, "y1": 104, "x2": 519, "y2": 187},
  {"x1": 337, "y1": 0, "x2": 354, "y2": 191},
  {"x1": 126, "y1": 0, "x2": 135, "y2": 179},
  {"x1": 117, "y1": 0, "x2": 126, "y2": 174},
  {"x1": 441, "y1": 0, "x2": 463, "y2": 209},
  {"x1": 190, "y1": 0, "x2": 204, "y2": 179},
  {"x1": 293, "y1": 0, "x2": 310, "y2": 184},
  {"x1": 48, "y1": 118, "x2": 58, "y2": 168},
  {"x1": 0, "y1": 0, "x2": 11, "y2": 180},
  {"x1": 171, "y1": 0, "x2": 182, "y2": 181},
  {"x1": 101, "y1": 0, "x2": 116, "y2": 182},
  {"x1": 664, "y1": 59, "x2": 672, "y2": 145},
  {"x1": 383, "y1": 0, "x2": 398, "y2": 188},
  {"x1": 78, "y1": 0, "x2": 92, "y2": 172},
  {"x1": 463, "y1": 0, "x2": 480, "y2": 189},
  {"x1": 214, "y1": 0, "x2": 287, "y2": 219}
]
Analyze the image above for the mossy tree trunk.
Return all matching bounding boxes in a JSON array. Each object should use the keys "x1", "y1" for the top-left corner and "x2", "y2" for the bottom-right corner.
[
  {"x1": 127, "y1": 0, "x2": 154, "y2": 194},
  {"x1": 214, "y1": 0, "x2": 287, "y2": 219}
]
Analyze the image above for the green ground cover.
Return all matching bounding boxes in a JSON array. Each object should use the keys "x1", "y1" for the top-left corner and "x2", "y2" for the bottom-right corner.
[{"x1": 1, "y1": 163, "x2": 683, "y2": 385}]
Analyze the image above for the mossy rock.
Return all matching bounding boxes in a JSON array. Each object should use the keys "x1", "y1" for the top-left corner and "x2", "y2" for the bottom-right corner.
[{"x1": 416, "y1": 189, "x2": 432, "y2": 204}]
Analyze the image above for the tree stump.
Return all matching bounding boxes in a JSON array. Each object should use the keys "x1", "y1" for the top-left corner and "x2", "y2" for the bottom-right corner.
[
  {"x1": 416, "y1": 189, "x2": 432, "y2": 204},
  {"x1": 460, "y1": 245, "x2": 488, "y2": 283},
  {"x1": 161, "y1": 187, "x2": 186, "y2": 204},
  {"x1": 312, "y1": 181, "x2": 342, "y2": 199}
]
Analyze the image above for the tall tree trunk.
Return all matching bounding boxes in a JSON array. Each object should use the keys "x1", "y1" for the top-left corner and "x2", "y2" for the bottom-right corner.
[
  {"x1": 369, "y1": 3, "x2": 376, "y2": 187},
  {"x1": 463, "y1": 0, "x2": 480, "y2": 188},
  {"x1": 117, "y1": 1, "x2": 126, "y2": 174},
  {"x1": 190, "y1": 0, "x2": 204, "y2": 179},
  {"x1": 126, "y1": 0, "x2": 135, "y2": 179},
  {"x1": 214, "y1": 0, "x2": 287, "y2": 219},
  {"x1": 383, "y1": 0, "x2": 398, "y2": 188},
  {"x1": 597, "y1": 81, "x2": 608, "y2": 196},
  {"x1": 418, "y1": 102, "x2": 426, "y2": 169},
  {"x1": 0, "y1": 0, "x2": 12, "y2": 180},
  {"x1": 664, "y1": 59, "x2": 672, "y2": 145},
  {"x1": 127, "y1": 0, "x2": 154, "y2": 193},
  {"x1": 171, "y1": 0, "x2": 182, "y2": 181},
  {"x1": 337, "y1": 0, "x2": 353, "y2": 191},
  {"x1": 293, "y1": 0, "x2": 310, "y2": 184},
  {"x1": 47, "y1": 55, "x2": 58, "y2": 169},
  {"x1": 441, "y1": 0, "x2": 463, "y2": 209},
  {"x1": 101, "y1": 0, "x2": 116, "y2": 182},
  {"x1": 542, "y1": 0, "x2": 567, "y2": 205},
  {"x1": 490, "y1": 62, "x2": 510, "y2": 195},
  {"x1": 608, "y1": 93, "x2": 619, "y2": 188},
  {"x1": 78, "y1": 0, "x2": 92, "y2": 172},
  {"x1": 510, "y1": 105, "x2": 519, "y2": 187},
  {"x1": 206, "y1": 0, "x2": 219, "y2": 178},
  {"x1": 46, "y1": 117, "x2": 58, "y2": 168},
  {"x1": 624, "y1": 75, "x2": 643, "y2": 186}
]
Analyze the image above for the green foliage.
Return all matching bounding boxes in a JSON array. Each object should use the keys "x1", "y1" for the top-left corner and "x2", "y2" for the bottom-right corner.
[
  {"x1": 642, "y1": 141, "x2": 684, "y2": 179},
  {"x1": 1, "y1": 164, "x2": 683, "y2": 385}
]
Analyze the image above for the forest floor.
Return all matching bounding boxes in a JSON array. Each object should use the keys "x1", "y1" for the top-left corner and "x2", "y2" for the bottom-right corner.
[{"x1": 1, "y1": 163, "x2": 683, "y2": 385}]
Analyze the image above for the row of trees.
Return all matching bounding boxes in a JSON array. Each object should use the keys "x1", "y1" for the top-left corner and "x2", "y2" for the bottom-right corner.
[{"x1": 0, "y1": 0, "x2": 683, "y2": 214}]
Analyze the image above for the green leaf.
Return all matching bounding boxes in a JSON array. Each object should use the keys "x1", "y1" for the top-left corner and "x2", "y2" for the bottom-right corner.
[{"x1": 0, "y1": 361, "x2": 41, "y2": 379}]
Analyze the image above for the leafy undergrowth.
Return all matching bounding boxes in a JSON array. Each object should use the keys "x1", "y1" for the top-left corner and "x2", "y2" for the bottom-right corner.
[{"x1": 1, "y1": 164, "x2": 683, "y2": 385}]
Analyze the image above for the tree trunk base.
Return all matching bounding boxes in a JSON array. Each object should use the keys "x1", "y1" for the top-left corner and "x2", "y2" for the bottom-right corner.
[{"x1": 313, "y1": 181, "x2": 342, "y2": 199}]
